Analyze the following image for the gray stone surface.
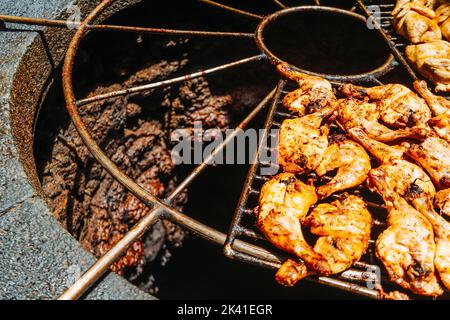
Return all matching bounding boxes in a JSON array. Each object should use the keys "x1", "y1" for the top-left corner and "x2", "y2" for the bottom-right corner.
[{"x1": 0, "y1": 0, "x2": 154, "y2": 300}]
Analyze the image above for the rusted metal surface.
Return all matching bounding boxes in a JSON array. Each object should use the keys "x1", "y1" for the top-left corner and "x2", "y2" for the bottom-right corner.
[
  {"x1": 76, "y1": 55, "x2": 265, "y2": 106},
  {"x1": 0, "y1": 14, "x2": 254, "y2": 38},
  {"x1": 197, "y1": 0, "x2": 264, "y2": 20},
  {"x1": 255, "y1": 6, "x2": 396, "y2": 83}
]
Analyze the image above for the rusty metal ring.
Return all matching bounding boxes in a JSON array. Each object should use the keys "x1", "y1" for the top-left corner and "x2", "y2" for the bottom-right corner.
[{"x1": 255, "y1": 6, "x2": 396, "y2": 82}]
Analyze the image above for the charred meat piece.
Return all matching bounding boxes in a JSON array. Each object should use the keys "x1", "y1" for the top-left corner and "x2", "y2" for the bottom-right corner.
[
  {"x1": 315, "y1": 139, "x2": 371, "y2": 199},
  {"x1": 277, "y1": 63, "x2": 336, "y2": 115},
  {"x1": 303, "y1": 194, "x2": 372, "y2": 275},
  {"x1": 369, "y1": 170, "x2": 443, "y2": 297},
  {"x1": 278, "y1": 105, "x2": 335, "y2": 174}
]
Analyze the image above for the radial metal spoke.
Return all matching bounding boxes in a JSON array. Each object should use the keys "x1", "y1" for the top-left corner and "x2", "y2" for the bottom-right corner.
[
  {"x1": 76, "y1": 54, "x2": 265, "y2": 106},
  {"x1": 58, "y1": 86, "x2": 277, "y2": 300},
  {"x1": 197, "y1": 0, "x2": 264, "y2": 20},
  {"x1": 0, "y1": 15, "x2": 255, "y2": 38},
  {"x1": 271, "y1": 0, "x2": 287, "y2": 9}
]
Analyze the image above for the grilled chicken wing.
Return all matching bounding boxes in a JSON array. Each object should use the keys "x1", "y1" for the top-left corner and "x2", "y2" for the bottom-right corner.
[
  {"x1": 406, "y1": 136, "x2": 450, "y2": 189},
  {"x1": 337, "y1": 98, "x2": 429, "y2": 142},
  {"x1": 414, "y1": 80, "x2": 450, "y2": 140},
  {"x1": 278, "y1": 105, "x2": 335, "y2": 174},
  {"x1": 406, "y1": 41, "x2": 450, "y2": 92},
  {"x1": 435, "y1": 188, "x2": 450, "y2": 217},
  {"x1": 436, "y1": 3, "x2": 450, "y2": 41},
  {"x1": 393, "y1": 0, "x2": 441, "y2": 43},
  {"x1": 369, "y1": 170, "x2": 443, "y2": 297},
  {"x1": 257, "y1": 174, "x2": 330, "y2": 278},
  {"x1": 406, "y1": 189, "x2": 450, "y2": 291},
  {"x1": 340, "y1": 83, "x2": 431, "y2": 128},
  {"x1": 277, "y1": 63, "x2": 336, "y2": 115},
  {"x1": 349, "y1": 128, "x2": 436, "y2": 200},
  {"x1": 302, "y1": 194, "x2": 372, "y2": 275},
  {"x1": 315, "y1": 139, "x2": 371, "y2": 199}
]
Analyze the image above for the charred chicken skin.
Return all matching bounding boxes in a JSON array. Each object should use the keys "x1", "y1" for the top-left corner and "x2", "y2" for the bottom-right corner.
[
  {"x1": 406, "y1": 186, "x2": 450, "y2": 291},
  {"x1": 303, "y1": 194, "x2": 372, "y2": 275},
  {"x1": 348, "y1": 128, "x2": 436, "y2": 201},
  {"x1": 256, "y1": 173, "x2": 330, "y2": 279},
  {"x1": 406, "y1": 135, "x2": 450, "y2": 189},
  {"x1": 337, "y1": 97, "x2": 430, "y2": 142},
  {"x1": 340, "y1": 83, "x2": 431, "y2": 128},
  {"x1": 277, "y1": 63, "x2": 336, "y2": 115},
  {"x1": 315, "y1": 139, "x2": 371, "y2": 199},
  {"x1": 435, "y1": 188, "x2": 450, "y2": 217},
  {"x1": 369, "y1": 170, "x2": 444, "y2": 297},
  {"x1": 393, "y1": 0, "x2": 441, "y2": 43},
  {"x1": 278, "y1": 105, "x2": 335, "y2": 174},
  {"x1": 414, "y1": 80, "x2": 450, "y2": 141}
]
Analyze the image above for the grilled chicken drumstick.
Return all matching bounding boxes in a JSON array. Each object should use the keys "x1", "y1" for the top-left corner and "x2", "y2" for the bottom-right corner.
[
  {"x1": 256, "y1": 173, "x2": 330, "y2": 284},
  {"x1": 278, "y1": 105, "x2": 335, "y2": 174},
  {"x1": 340, "y1": 83, "x2": 431, "y2": 128},
  {"x1": 315, "y1": 139, "x2": 371, "y2": 199},
  {"x1": 414, "y1": 80, "x2": 450, "y2": 141},
  {"x1": 406, "y1": 188, "x2": 450, "y2": 291},
  {"x1": 435, "y1": 188, "x2": 450, "y2": 217},
  {"x1": 369, "y1": 170, "x2": 444, "y2": 297},
  {"x1": 337, "y1": 98, "x2": 429, "y2": 142},
  {"x1": 277, "y1": 63, "x2": 336, "y2": 115}
]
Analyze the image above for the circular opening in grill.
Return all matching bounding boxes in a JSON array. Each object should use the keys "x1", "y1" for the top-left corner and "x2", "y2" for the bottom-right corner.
[{"x1": 256, "y1": 6, "x2": 394, "y2": 81}]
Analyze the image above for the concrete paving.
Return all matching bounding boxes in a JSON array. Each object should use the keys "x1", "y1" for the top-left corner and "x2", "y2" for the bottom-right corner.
[{"x1": 0, "y1": 0, "x2": 153, "y2": 300}]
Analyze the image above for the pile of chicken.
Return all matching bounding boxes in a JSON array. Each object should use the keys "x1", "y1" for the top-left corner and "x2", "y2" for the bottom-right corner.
[
  {"x1": 392, "y1": 0, "x2": 450, "y2": 92},
  {"x1": 256, "y1": 64, "x2": 450, "y2": 298}
]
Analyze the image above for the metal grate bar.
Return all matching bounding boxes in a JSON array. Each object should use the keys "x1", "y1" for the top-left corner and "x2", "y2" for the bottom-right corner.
[
  {"x1": 0, "y1": 14, "x2": 254, "y2": 38},
  {"x1": 197, "y1": 0, "x2": 264, "y2": 20},
  {"x1": 76, "y1": 55, "x2": 265, "y2": 106}
]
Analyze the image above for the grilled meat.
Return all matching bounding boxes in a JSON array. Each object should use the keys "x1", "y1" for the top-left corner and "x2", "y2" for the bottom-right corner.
[
  {"x1": 393, "y1": 0, "x2": 441, "y2": 43},
  {"x1": 436, "y1": 3, "x2": 450, "y2": 41},
  {"x1": 340, "y1": 83, "x2": 431, "y2": 128},
  {"x1": 256, "y1": 173, "x2": 330, "y2": 278},
  {"x1": 414, "y1": 80, "x2": 450, "y2": 140},
  {"x1": 303, "y1": 194, "x2": 372, "y2": 275},
  {"x1": 406, "y1": 41, "x2": 450, "y2": 92},
  {"x1": 435, "y1": 188, "x2": 450, "y2": 217},
  {"x1": 277, "y1": 63, "x2": 336, "y2": 115},
  {"x1": 406, "y1": 136, "x2": 450, "y2": 189},
  {"x1": 278, "y1": 105, "x2": 335, "y2": 174},
  {"x1": 337, "y1": 98, "x2": 430, "y2": 142},
  {"x1": 369, "y1": 170, "x2": 443, "y2": 297},
  {"x1": 348, "y1": 127, "x2": 436, "y2": 201},
  {"x1": 315, "y1": 139, "x2": 371, "y2": 199},
  {"x1": 406, "y1": 187, "x2": 450, "y2": 291}
]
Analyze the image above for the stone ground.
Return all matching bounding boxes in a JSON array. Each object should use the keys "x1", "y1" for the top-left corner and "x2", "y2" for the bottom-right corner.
[{"x1": 0, "y1": 0, "x2": 152, "y2": 300}]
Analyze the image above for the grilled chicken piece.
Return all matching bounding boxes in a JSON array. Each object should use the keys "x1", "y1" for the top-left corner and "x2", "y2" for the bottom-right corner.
[
  {"x1": 337, "y1": 98, "x2": 430, "y2": 142},
  {"x1": 277, "y1": 63, "x2": 336, "y2": 115},
  {"x1": 436, "y1": 3, "x2": 450, "y2": 41},
  {"x1": 406, "y1": 41, "x2": 450, "y2": 92},
  {"x1": 315, "y1": 139, "x2": 371, "y2": 199},
  {"x1": 278, "y1": 105, "x2": 335, "y2": 174},
  {"x1": 414, "y1": 80, "x2": 450, "y2": 140},
  {"x1": 349, "y1": 128, "x2": 436, "y2": 200},
  {"x1": 340, "y1": 83, "x2": 431, "y2": 128},
  {"x1": 406, "y1": 189, "x2": 450, "y2": 291},
  {"x1": 257, "y1": 173, "x2": 330, "y2": 280},
  {"x1": 369, "y1": 170, "x2": 444, "y2": 297},
  {"x1": 392, "y1": 0, "x2": 441, "y2": 43},
  {"x1": 435, "y1": 188, "x2": 450, "y2": 217},
  {"x1": 302, "y1": 194, "x2": 372, "y2": 275},
  {"x1": 406, "y1": 136, "x2": 450, "y2": 189}
]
